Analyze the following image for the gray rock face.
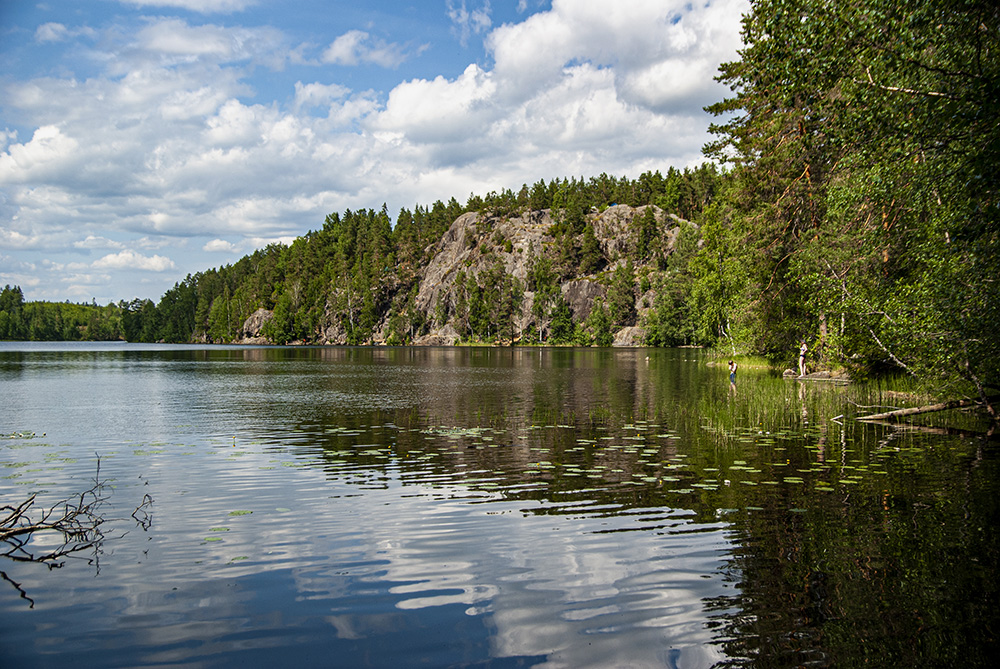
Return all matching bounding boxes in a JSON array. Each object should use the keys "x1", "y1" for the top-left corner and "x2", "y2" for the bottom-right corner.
[
  {"x1": 413, "y1": 323, "x2": 460, "y2": 346},
  {"x1": 593, "y1": 205, "x2": 684, "y2": 260},
  {"x1": 562, "y1": 279, "x2": 606, "y2": 322},
  {"x1": 414, "y1": 210, "x2": 555, "y2": 317},
  {"x1": 240, "y1": 308, "x2": 273, "y2": 343},
  {"x1": 613, "y1": 326, "x2": 647, "y2": 347}
]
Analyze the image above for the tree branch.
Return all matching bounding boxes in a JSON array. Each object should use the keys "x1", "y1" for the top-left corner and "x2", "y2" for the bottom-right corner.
[{"x1": 856, "y1": 67, "x2": 958, "y2": 100}]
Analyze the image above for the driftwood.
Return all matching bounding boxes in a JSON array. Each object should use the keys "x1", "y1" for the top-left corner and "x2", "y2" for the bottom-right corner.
[{"x1": 857, "y1": 396, "x2": 1000, "y2": 422}]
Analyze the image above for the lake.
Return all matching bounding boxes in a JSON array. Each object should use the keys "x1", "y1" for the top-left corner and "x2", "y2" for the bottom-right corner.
[{"x1": 1, "y1": 343, "x2": 996, "y2": 667}]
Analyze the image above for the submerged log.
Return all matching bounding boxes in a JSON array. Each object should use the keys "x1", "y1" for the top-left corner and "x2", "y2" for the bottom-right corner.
[{"x1": 857, "y1": 396, "x2": 999, "y2": 422}]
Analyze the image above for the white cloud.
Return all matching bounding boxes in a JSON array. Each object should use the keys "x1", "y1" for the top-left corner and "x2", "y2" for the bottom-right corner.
[
  {"x1": 293, "y1": 81, "x2": 350, "y2": 112},
  {"x1": 447, "y1": 1, "x2": 493, "y2": 47},
  {"x1": 73, "y1": 236, "x2": 125, "y2": 250},
  {"x1": 132, "y1": 18, "x2": 287, "y2": 69},
  {"x1": 204, "y1": 235, "x2": 295, "y2": 255},
  {"x1": 375, "y1": 64, "x2": 498, "y2": 144},
  {"x1": 204, "y1": 239, "x2": 237, "y2": 252},
  {"x1": 0, "y1": 125, "x2": 80, "y2": 184},
  {"x1": 92, "y1": 249, "x2": 177, "y2": 272},
  {"x1": 34, "y1": 22, "x2": 97, "y2": 43},
  {"x1": 36, "y1": 22, "x2": 70, "y2": 43},
  {"x1": 119, "y1": 0, "x2": 258, "y2": 13},
  {"x1": 321, "y1": 30, "x2": 414, "y2": 68},
  {"x1": 368, "y1": 0, "x2": 747, "y2": 174}
]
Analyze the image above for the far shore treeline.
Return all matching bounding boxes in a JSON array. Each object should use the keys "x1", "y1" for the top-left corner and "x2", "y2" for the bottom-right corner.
[
  {"x1": 2, "y1": 0, "x2": 997, "y2": 408},
  {"x1": 0, "y1": 166, "x2": 720, "y2": 348}
]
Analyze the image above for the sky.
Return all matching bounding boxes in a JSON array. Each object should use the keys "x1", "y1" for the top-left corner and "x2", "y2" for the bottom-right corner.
[{"x1": 0, "y1": 0, "x2": 749, "y2": 304}]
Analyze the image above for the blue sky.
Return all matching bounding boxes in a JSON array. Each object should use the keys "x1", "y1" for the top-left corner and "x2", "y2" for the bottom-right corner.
[{"x1": 1, "y1": 0, "x2": 748, "y2": 304}]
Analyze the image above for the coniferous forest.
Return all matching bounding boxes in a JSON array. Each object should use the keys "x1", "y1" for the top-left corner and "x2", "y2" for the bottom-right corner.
[{"x1": 2, "y1": 0, "x2": 997, "y2": 411}]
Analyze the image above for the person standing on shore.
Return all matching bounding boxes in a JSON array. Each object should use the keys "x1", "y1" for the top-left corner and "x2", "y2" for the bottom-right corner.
[
  {"x1": 728, "y1": 360, "x2": 737, "y2": 389},
  {"x1": 799, "y1": 341, "x2": 808, "y2": 377}
]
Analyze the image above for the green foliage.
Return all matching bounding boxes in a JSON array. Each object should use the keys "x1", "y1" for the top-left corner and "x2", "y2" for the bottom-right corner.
[
  {"x1": 579, "y1": 223, "x2": 603, "y2": 275},
  {"x1": 606, "y1": 261, "x2": 637, "y2": 327},
  {"x1": 699, "y1": 0, "x2": 1000, "y2": 396},
  {"x1": 548, "y1": 294, "x2": 575, "y2": 344},
  {"x1": 0, "y1": 286, "x2": 127, "y2": 341},
  {"x1": 584, "y1": 298, "x2": 613, "y2": 347},
  {"x1": 634, "y1": 206, "x2": 658, "y2": 262}
]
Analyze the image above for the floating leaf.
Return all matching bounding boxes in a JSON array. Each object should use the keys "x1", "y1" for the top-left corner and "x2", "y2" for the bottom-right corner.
[{"x1": 228, "y1": 510, "x2": 252, "y2": 516}]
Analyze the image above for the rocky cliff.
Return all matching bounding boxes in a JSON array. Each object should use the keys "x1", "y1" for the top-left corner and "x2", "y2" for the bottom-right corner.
[{"x1": 241, "y1": 204, "x2": 691, "y2": 346}]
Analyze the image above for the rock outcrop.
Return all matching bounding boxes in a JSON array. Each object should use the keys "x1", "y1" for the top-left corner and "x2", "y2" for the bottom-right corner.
[
  {"x1": 240, "y1": 308, "x2": 273, "y2": 344},
  {"x1": 239, "y1": 204, "x2": 693, "y2": 347},
  {"x1": 413, "y1": 210, "x2": 554, "y2": 317},
  {"x1": 413, "y1": 323, "x2": 461, "y2": 346},
  {"x1": 562, "y1": 279, "x2": 606, "y2": 322},
  {"x1": 613, "y1": 326, "x2": 647, "y2": 347}
]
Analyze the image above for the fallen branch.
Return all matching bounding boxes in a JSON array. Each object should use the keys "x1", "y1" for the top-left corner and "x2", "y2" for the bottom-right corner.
[
  {"x1": 857, "y1": 396, "x2": 1000, "y2": 422},
  {"x1": 858, "y1": 419, "x2": 998, "y2": 440},
  {"x1": 1, "y1": 456, "x2": 153, "y2": 570}
]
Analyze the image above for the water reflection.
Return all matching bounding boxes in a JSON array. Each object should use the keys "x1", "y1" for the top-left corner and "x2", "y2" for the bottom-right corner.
[{"x1": 1, "y1": 343, "x2": 997, "y2": 667}]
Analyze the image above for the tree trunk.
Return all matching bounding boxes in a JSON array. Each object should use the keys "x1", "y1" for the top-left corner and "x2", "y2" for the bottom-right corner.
[{"x1": 857, "y1": 396, "x2": 1000, "y2": 421}]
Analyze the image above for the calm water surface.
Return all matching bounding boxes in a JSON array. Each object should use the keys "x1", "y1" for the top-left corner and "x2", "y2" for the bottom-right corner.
[{"x1": 0, "y1": 343, "x2": 996, "y2": 667}]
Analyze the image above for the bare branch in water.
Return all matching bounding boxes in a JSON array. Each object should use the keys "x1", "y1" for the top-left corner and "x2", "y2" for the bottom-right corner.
[{"x1": 1, "y1": 455, "x2": 154, "y2": 604}]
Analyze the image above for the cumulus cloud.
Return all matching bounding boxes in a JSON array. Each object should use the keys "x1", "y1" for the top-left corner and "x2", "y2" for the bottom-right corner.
[
  {"x1": 204, "y1": 239, "x2": 237, "y2": 252},
  {"x1": 293, "y1": 81, "x2": 351, "y2": 112},
  {"x1": 371, "y1": 0, "x2": 747, "y2": 172},
  {"x1": 92, "y1": 249, "x2": 177, "y2": 272},
  {"x1": 204, "y1": 235, "x2": 295, "y2": 254},
  {"x1": 1, "y1": 226, "x2": 41, "y2": 251},
  {"x1": 0, "y1": 125, "x2": 80, "y2": 184},
  {"x1": 321, "y1": 30, "x2": 415, "y2": 68},
  {"x1": 485, "y1": 0, "x2": 744, "y2": 110}
]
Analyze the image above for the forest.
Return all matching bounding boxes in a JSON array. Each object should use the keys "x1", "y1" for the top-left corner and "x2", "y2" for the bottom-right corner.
[
  {"x1": 2, "y1": 0, "x2": 997, "y2": 412},
  {"x1": 0, "y1": 165, "x2": 719, "y2": 347}
]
